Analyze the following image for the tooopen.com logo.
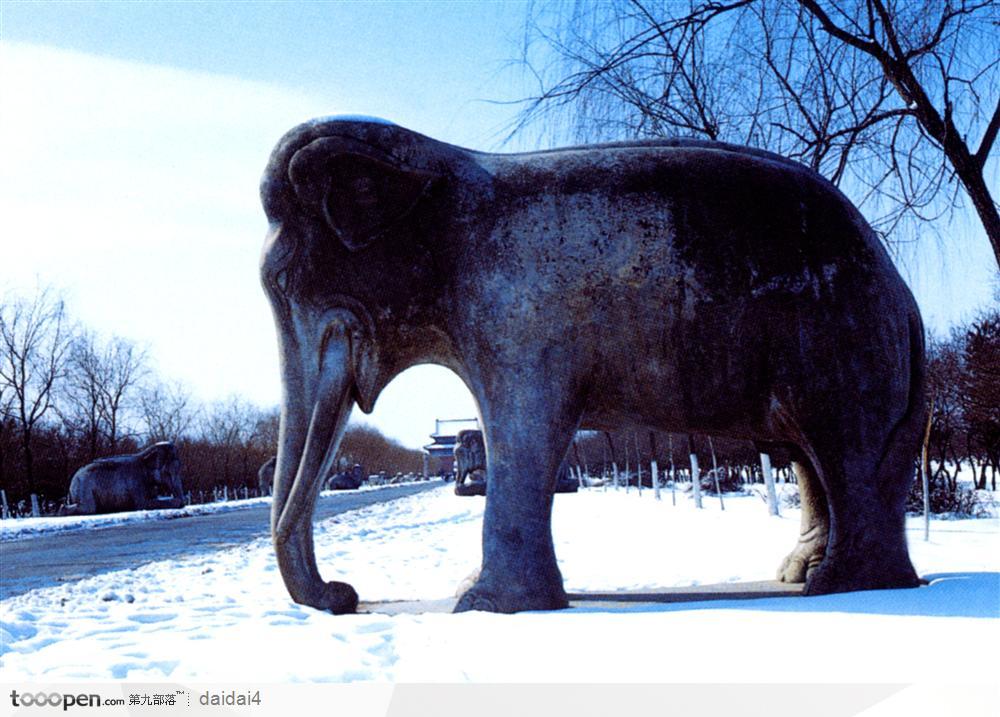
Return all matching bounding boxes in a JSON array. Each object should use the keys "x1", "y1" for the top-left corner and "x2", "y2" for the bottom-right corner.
[{"x1": 9, "y1": 690, "x2": 124, "y2": 710}]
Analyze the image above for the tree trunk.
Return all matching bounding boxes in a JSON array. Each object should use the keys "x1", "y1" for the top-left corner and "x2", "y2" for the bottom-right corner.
[
  {"x1": 604, "y1": 432, "x2": 619, "y2": 490},
  {"x1": 951, "y1": 155, "x2": 1000, "y2": 267},
  {"x1": 20, "y1": 427, "x2": 34, "y2": 494},
  {"x1": 708, "y1": 436, "x2": 724, "y2": 511}
]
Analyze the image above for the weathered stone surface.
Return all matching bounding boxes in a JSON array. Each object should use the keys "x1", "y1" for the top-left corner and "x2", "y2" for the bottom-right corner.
[{"x1": 260, "y1": 117, "x2": 924, "y2": 614}]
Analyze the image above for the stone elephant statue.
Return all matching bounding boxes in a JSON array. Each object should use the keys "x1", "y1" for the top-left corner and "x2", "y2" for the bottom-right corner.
[
  {"x1": 326, "y1": 463, "x2": 364, "y2": 491},
  {"x1": 258, "y1": 456, "x2": 276, "y2": 496},
  {"x1": 259, "y1": 117, "x2": 925, "y2": 614},
  {"x1": 453, "y1": 429, "x2": 487, "y2": 496},
  {"x1": 62, "y1": 442, "x2": 185, "y2": 515}
]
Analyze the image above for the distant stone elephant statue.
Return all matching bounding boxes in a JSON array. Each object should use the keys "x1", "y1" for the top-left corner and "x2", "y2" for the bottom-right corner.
[
  {"x1": 62, "y1": 442, "x2": 185, "y2": 515},
  {"x1": 259, "y1": 456, "x2": 276, "y2": 496},
  {"x1": 454, "y1": 429, "x2": 487, "y2": 496},
  {"x1": 261, "y1": 117, "x2": 925, "y2": 614},
  {"x1": 326, "y1": 463, "x2": 364, "y2": 490}
]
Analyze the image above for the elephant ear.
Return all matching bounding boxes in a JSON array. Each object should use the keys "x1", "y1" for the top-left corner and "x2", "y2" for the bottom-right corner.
[
  {"x1": 141, "y1": 444, "x2": 169, "y2": 482},
  {"x1": 288, "y1": 137, "x2": 441, "y2": 251}
]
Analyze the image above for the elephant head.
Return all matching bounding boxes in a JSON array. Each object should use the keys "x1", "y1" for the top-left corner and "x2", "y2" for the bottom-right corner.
[
  {"x1": 141, "y1": 442, "x2": 184, "y2": 503},
  {"x1": 454, "y1": 429, "x2": 486, "y2": 484},
  {"x1": 260, "y1": 118, "x2": 488, "y2": 612}
]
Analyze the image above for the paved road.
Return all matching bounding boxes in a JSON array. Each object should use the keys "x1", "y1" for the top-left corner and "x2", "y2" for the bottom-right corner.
[{"x1": 0, "y1": 482, "x2": 442, "y2": 600}]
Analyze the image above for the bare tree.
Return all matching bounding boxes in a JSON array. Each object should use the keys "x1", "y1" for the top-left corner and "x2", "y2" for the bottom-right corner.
[
  {"x1": 139, "y1": 379, "x2": 197, "y2": 443},
  {"x1": 962, "y1": 309, "x2": 1000, "y2": 488},
  {"x1": 63, "y1": 332, "x2": 104, "y2": 461},
  {"x1": 335, "y1": 424, "x2": 424, "y2": 475},
  {"x1": 516, "y1": 0, "x2": 1000, "y2": 264},
  {"x1": 63, "y1": 332, "x2": 147, "y2": 459},
  {"x1": 199, "y1": 397, "x2": 262, "y2": 487},
  {"x1": 95, "y1": 336, "x2": 147, "y2": 451},
  {"x1": 0, "y1": 287, "x2": 72, "y2": 492},
  {"x1": 926, "y1": 332, "x2": 966, "y2": 487},
  {"x1": 0, "y1": 370, "x2": 15, "y2": 488}
]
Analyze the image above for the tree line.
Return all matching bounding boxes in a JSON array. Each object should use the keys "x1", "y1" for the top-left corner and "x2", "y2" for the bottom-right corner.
[
  {"x1": 570, "y1": 429, "x2": 795, "y2": 491},
  {"x1": 0, "y1": 287, "x2": 423, "y2": 514},
  {"x1": 923, "y1": 308, "x2": 1000, "y2": 491}
]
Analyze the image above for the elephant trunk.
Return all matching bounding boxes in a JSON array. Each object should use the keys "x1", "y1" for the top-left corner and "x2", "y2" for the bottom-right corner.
[{"x1": 271, "y1": 323, "x2": 359, "y2": 613}]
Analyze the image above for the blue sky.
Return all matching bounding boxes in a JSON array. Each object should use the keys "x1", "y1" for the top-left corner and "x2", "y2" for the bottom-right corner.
[
  {"x1": 0, "y1": 1, "x2": 535, "y2": 148},
  {"x1": 1, "y1": 1, "x2": 996, "y2": 448}
]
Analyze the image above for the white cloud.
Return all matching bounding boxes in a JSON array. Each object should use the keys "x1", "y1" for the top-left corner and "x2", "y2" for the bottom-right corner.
[{"x1": 0, "y1": 41, "x2": 476, "y2": 448}]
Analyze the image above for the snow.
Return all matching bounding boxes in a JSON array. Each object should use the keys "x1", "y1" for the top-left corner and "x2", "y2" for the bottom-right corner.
[
  {"x1": 311, "y1": 114, "x2": 396, "y2": 126},
  {"x1": 0, "y1": 482, "x2": 423, "y2": 541},
  {"x1": 1, "y1": 486, "x2": 997, "y2": 683}
]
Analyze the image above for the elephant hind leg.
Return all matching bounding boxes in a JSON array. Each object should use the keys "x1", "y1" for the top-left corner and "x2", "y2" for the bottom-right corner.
[
  {"x1": 777, "y1": 446, "x2": 829, "y2": 584},
  {"x1": 801, "y1": 424, "x2": 920, "y2": 596}
]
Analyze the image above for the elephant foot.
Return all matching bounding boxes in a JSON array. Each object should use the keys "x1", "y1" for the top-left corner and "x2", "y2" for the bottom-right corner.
[
  {"x1": 777, "y1": 551, "x2": 821, "y2": 584},
  {"x1": 453, "y1": 576, "x2": 568, "y2": 614},
  {"x1": 296, "y1": 580, "x2": 359, "y2": 614},
  {"x1": 803, "y1": 551, "x2": 921, "y2": 596},
  {"x1": 777, "y1": 526, "x2": 827, "y2": 584},
  {"x1": 455, "y1": 568, "x2": 481, "y2": 598}
]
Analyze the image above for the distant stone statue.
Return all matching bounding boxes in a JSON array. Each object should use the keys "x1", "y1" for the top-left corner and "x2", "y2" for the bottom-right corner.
[
  {"x1": 454, "y1": 429, "x2": 487, "y2": 496},
  {"x1": 326, "y1": 463, "x2": 364, "y2": 491},
  {"x1": 258, "y1": 456, "x2": 276, "y2": 496},
  {"x1": 62, "y1": 442, "x2": 185, "y2": 515}
]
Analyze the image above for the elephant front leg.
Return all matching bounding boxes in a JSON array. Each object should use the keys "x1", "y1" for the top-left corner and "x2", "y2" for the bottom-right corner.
[{"x1": 455, "y1": 390, "x2": 579, "y2": 614}]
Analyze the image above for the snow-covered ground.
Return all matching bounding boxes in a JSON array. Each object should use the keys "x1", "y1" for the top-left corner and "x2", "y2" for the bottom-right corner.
[
  {"x1": 0, "y1": 481, "x2": 427, "y2": 541},
  {"x1": 1, "y1": 485, "x2": 997, "y2": 683}
]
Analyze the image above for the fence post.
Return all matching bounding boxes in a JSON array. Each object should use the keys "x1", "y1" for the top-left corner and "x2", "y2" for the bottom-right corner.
[
  {"x1": 31, "y1": 494, "x2": 41, "y2": 517},
  {"x1": 688, "y1": 435, "x2": 703, "y2": 509},
  {"x1": 624, "y1": 440, "x2": 631, "y2": 494},
  {"x1": 667, "y1": 434, "x2": 676, "y2": 506},
  {"x1": 760, "y1": 452, "x2": 779, "y2": 516},
  {"x1": 633, "y1": 433, "x2": 642, "y2": 497}
]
